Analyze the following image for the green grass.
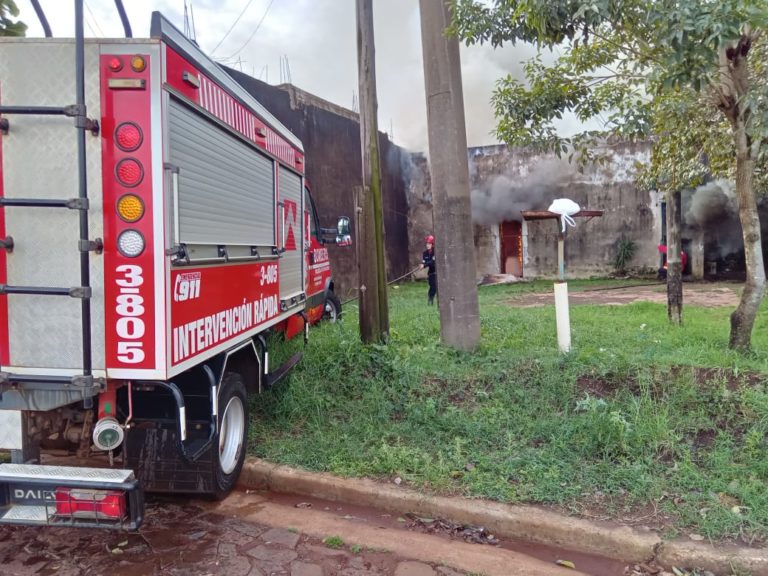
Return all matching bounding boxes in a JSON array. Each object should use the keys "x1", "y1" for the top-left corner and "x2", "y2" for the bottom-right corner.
[
  {"x1": 250, "y1": 280, "x2": 768, "y2": 544},
  {"x1": 323, "y1": 535, "x2": 344, "y2": 549}
]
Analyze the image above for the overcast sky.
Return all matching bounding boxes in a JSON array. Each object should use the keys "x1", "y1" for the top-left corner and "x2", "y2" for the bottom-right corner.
[{"x1": 17, "y1": 0, "x2": 550, "y2": 152}]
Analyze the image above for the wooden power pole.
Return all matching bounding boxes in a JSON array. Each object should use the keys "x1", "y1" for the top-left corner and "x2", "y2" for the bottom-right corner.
[
  {"x1": 667, "y1": 190, "x2": 683, "y2": 325},
  {"x1": 356, "y1": 0, "x2": 389, "y2": 343},
  {"x1": 418, "y1": 0, "x2": 480, "y2": 351}
]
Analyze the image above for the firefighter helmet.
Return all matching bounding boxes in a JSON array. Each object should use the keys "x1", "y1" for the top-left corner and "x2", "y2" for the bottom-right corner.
[{"x1": 425, "y1": 235, "x2": 434, "y2": 244}]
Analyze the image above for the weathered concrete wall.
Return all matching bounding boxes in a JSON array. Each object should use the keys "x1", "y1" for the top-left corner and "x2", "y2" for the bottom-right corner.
[
  {"x1": 406, "y1": 142, "x2": 662, "y2": 279},
  {"x1": 472, "y1": 143, "x2": 661, "y2": 278},
  {"x1": 227, "y1": 69, "x2": 411, "y2": 297},
  {"x1": 404, "y1": 153, "x2": 433, "y2": 280}
]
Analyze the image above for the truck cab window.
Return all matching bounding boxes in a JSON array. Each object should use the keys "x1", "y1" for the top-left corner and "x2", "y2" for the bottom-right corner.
[{"x1": 304, "y1": 187, "x2": 320, "y2": 240}]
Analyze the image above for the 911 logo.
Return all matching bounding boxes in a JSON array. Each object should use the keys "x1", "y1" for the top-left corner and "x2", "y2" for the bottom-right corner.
[{"x1": 174, "y1": 272, "x2": 202, "y2": 302}]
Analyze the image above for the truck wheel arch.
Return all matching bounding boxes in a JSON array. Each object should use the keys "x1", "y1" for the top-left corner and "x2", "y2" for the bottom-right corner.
[{"x1": 218, "y1": 340, "x2": 262, "y2": 394}]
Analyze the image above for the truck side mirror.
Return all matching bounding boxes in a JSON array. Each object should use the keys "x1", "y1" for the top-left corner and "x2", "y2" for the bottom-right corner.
[{"x1": 336, "y1": 217, "x2": 352, "y2": 246}]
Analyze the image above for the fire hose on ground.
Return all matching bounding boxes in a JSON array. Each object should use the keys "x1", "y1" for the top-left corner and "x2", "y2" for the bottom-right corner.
[{"x1": 341, "y1": 266, "x2": 422, "y2": 307}]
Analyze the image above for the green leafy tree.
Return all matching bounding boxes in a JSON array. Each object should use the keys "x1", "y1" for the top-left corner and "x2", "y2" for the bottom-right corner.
[
  {"x1": 452, "y1": 0, "x2": 768, "y2": 351},
  {"x1": 0, "y1": 0, "x2": 26, "y2": 37}
]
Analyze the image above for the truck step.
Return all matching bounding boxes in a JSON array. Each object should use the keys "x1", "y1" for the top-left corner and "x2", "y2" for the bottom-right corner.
[
  {"x1": 264, "y1": 351, "x2": 303, "y2": 389},
  {"x1": 0, "y1": 464, "x2": 144, "y2": 530},
  {"x1": 0, "y1": 464, "x2": 134, "y2": 484}
]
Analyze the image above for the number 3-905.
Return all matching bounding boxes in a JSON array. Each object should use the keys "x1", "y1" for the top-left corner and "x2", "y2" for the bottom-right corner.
[{"x1": 115, "y1": 264, "x2": 146, "y2": 364}]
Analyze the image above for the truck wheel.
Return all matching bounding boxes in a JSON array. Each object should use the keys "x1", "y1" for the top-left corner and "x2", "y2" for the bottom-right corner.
[
  {"x1": 323, "y1": 292, "x2": 342, "y2": 323},
  {"x1": 212, "y1": 372, "x2": 248, "y2": 498}
]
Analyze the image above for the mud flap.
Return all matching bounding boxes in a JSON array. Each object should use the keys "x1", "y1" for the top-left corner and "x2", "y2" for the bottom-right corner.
[{"x1": 123, "y1": 425, "x2": 216, "y2": 494}]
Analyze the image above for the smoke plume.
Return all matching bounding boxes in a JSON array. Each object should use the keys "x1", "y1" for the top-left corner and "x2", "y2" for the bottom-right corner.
[
  {"x1": 470, "y1": 158, "x2": 575, "y2": 225},
  {"x1": 682, "y1": 179, "x2": 743, "y2": 258}
]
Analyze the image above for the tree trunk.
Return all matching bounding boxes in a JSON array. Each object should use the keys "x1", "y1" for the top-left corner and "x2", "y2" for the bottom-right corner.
[
  {"x1": 728, "y1": 123, "x2": 765, "y2": 350},
  {"x1": 666, "y1": 190, "x2": 683, "y2": 325},
  {"x1": 356, "y1": 0, "x2": 389, "y2": 344},
  {"x1": 716, "y1": 37, "x2": 766, "y2": 351},
  {"x1": 419, "y1": 0, "x2": 480, "y2": 351}
]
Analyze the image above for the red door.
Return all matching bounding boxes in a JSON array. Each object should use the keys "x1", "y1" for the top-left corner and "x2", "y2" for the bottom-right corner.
[{"x1": 500, "y1": 221, "x2": 523, "y2": 276}]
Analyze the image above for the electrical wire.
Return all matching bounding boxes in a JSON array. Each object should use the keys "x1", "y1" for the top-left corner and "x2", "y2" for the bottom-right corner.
[
  {"x1": 84, "y1": 0, "x2": 105, "y2": 36},
  {"x1": 220, "y1": 0, "x2": 276, "y2": 62},
  {"x1": 210, "y1": 0, "x2": 257, "y2": 55}
]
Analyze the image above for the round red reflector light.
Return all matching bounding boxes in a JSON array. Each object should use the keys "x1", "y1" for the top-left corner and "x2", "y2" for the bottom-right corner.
[
  {"x1": 115, "y1": 158, "x2": 144, "y2": 188},
  {"x1": 108, "y1": 57, "x2": 123, "y2": 72},
  {"x1": 115, "y1": 122, "x2": 143, "y2": 152}
]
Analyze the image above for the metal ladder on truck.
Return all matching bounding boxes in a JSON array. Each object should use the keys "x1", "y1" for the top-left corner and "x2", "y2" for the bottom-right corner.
[
  {"x1": 0, "y1": 2, "x2": 145, "y2": 530},
  {"x1": 0, "y1": 0, "x2": 107, "y2": 450}
]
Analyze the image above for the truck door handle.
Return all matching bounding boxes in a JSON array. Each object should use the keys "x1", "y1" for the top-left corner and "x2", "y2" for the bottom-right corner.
[{"x1": 164, "y1": 163, "x2": 181, "y2": 245}]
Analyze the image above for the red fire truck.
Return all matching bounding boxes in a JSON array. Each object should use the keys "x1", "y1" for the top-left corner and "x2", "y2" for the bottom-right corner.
[{"x1": 0, "y1": 3, "x2": 350, "y2": 529}]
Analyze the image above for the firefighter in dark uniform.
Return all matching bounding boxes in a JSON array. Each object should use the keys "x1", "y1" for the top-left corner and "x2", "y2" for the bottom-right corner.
[{"x1": 420, "y1": 235, "x2": 437, "y2": 305}]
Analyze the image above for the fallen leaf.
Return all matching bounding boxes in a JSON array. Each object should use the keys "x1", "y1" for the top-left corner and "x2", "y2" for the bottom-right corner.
[
  {"x1": 295, "y1": 502, "x2": 312, "y2": 509},
  {"x1": 555, "y1": 559, "x2": 576, "y2": 569},
  {"x1": 117, "y1": 540, "x2": 129, "y2": 547},
  {"x1": 689, "y1": 533, "x2": 705, "y2": 541},
  {"x1": 394, "y1": 477, "x2": 402, "y2": 486}
]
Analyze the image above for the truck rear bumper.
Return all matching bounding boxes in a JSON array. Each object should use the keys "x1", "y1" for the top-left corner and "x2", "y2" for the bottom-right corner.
[{"x1": 0, "y1": 463, "x2": 144, "y2": 530}]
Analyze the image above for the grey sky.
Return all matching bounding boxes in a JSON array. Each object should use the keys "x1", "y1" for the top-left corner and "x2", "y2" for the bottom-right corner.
[{"x1": 17, "y1": 1, "x2": 563, "y2": 151}]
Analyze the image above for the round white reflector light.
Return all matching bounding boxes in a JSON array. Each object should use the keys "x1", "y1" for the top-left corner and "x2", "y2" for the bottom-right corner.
[{"x1": 117, "y1": 229, "x2": 145, "y2": 258}]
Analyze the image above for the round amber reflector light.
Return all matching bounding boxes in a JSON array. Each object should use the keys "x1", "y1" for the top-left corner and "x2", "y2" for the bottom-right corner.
[
  {"x1": 116, "y1": 194, "x2": 145, "y2": 223},
  {"x1": 115, "y1": 158, "x2": 143, "y2": 188},
  {"x1": 130, "y1": 55, "x2": 147, "y2": 73}
]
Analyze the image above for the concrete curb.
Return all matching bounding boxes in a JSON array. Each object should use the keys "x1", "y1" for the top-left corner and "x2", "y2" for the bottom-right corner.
[{"x1": 239, "y1": 459, "x2": 768, "y2": 575}]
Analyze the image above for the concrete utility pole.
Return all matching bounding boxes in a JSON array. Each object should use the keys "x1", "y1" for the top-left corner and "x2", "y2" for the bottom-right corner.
[
  {"x1": 418, "y1": 0, "x2": 480, "y2": 351},
  {"x1": 356, "y1": 0, "x2": 389, "y2": 343}
]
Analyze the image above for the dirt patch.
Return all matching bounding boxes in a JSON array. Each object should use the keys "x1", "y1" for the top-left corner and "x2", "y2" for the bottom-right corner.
[
  {"x1": 688, "y1": 366, "x2": 766, "y2": 390},
  {"x1": 575, "y1": 375, "x2": 623, "y2": 398},
  {"x1": 509, "y1": 283, "x2": 741, "y2": 308}
]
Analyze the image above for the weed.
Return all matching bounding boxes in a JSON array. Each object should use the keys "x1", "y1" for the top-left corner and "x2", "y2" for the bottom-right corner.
[
  {"x1": 350, "y1": 544, "x2": 362, "y2": 554},
  {"x1": 323, "y1": 535, "x2": 344, "y2": 549},
  {"x1": 613, "y1": 236, "x2": 637, "y2": 274}
]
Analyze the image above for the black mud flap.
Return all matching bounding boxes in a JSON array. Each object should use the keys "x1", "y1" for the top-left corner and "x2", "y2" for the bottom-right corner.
[{"x1": 124, "y1": 424, "x2": 217, "y2": 494}]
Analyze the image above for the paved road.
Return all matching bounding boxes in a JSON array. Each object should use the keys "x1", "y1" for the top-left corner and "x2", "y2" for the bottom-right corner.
[
  {"x1": 0, "y1": 495, "x2": 461, "y2": 576},
  {"x1": 0, "y1": 489, "x2": 626, "y2": 576}
]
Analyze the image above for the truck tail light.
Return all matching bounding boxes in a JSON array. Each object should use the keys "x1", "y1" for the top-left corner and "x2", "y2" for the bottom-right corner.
[
  {"x1": 117, "y1": 194, "x2": 145, "y2": 223},
  {"x1": 55, "y1": 489, "x2": 126, "y2": 520},
  {"x1": 115, "y1": 122, "x2": 143, "y2": 152},
  {"x1": 130, "y1": 55, "x2": 147, "y2": 73},
  {"x1": 116, "y1": 158, "x2": 144, "y2": 187},
  {"x1": 117, "y1": 230, "x2": 145, "y2": 257},
  {"x1": 108, "y1": 57, "x2": 124, "y2": 72}
]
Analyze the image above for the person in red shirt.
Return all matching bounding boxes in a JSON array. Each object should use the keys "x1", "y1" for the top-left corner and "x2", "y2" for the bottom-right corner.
[{"x1": 657, "y1": 244, "x2": 687, "y2": 280}]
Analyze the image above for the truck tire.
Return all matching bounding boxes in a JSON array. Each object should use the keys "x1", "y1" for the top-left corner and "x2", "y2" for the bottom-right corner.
[
  {"x1": 212, "y1": 372, "x2": 248, "y2": 498},
  {"x1": 323, "y1": 292, "x2": 342, "y2": 323}
]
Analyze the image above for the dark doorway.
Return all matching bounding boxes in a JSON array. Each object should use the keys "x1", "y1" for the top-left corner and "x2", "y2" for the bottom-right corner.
[{"x1": 500, "y1": 221, "x2": 523, "y2": 276}]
